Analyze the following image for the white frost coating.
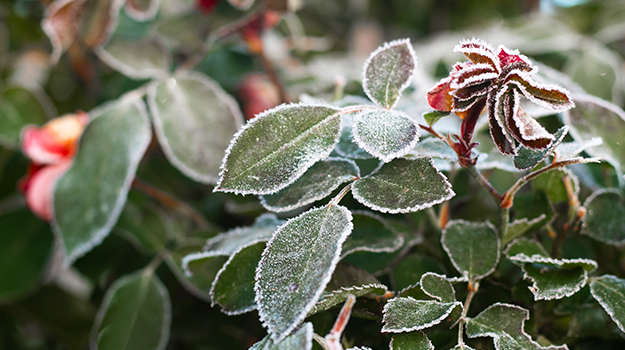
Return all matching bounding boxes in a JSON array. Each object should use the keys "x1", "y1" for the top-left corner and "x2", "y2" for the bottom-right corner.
[
  {"x1": 590, "y1": 275, "x2": 625, "y2": 333},
  {"x1": 508, "y1": 254, "x2": 598, "y2": 271},
  {"x1": 125, "y1": 0, "x2": 160, "y2": 21},
  {"x1": 89, "y1": 271, "x2": 172, "y2": 350},
  {"x1": 149, "y1": 71, "x2": 244, "y2": 185},
  {"x1": 491, "y1": 88, "x2": 517, "y2": 152},
  {"x1": 215, "y1": 101, "x2": 341, "y2": 195},
  {"x1": 419, "y1": 272, "x2": 455, "y2": 302},
  {"x1": 381, "y1": 297, "x2": 462, "y2": 333},
  {"x1": 453, "y1": 38, "x2": 500, "y2": 73},
  {"x1": 308, "y1": 283, "x2": 388, "y2": 316},
  {"x1": 506, "y1": 71, "x2": 575, "y2": 111},
  {"x1": 440, "y1": 219, "x2": 500, "y2": 281},
  {"x1": 509, "y1": 92, "x2": 554, "y2": 142},
  {"x1": 352, "y1": 109, "x2": 420, "y2": 163},
  {"x1": 340, "y1": 210, "x2": 404, "y2": 258},
  {"x1": 41, "y1": 0, "x2": 86, "y2": 64},
  {"x1": 352, "y1": 157, "x2": 455, "y2": 214},
  {"x1": 451, "y1": 67, "x2": 497, "y2": 90},
  {"x1": 362, "y1": 38, "x2": 418, "y2": 109},
  {"x1": 521, "y1": 264, "x2": 588, "y2": 301},
  {"x1": 496, "y1": 44, "x2": 533, "y2": 69},
  {"x1": 203, "y1": 213, "x2": 282, "y2": 254},
  {"x1": 181, "y1": 251, "x2": 227, "y2": 277},
  {"x1": 254, "y1": 205, "x2": 354, "y2": 343},
  {"x1": 259, "y1": 157, "x2": 360, "y2": 213},
  {"x1": 95, "y1": 38, "x2": 171, "y2": 80},
  {"x1": 555, "y1": 137, "x2": 603, "y2": 161},
  {"x1": 389, "y1": 331, "x2": 434, "y2": 350},
  {"x1": 54, "y1": 99, "x2": 152, "y2": 266}
]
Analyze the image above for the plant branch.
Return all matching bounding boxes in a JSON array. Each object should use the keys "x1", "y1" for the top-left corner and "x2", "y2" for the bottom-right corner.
[
  {"x1": 259, "y1": 48, "x2": 290, "y2": 104},
  {"x1": 466, "y1": 165, "x2": 503, "y2": 203},
  {"x1": 418, "y1": 123, "x2": 446, "y2": 141},
  {"x1": 457, "y1": 279, "x2": 479, "y2": 348},
  {"x1": 329, "y1": 182, "x2": 355, "y2": 207}
]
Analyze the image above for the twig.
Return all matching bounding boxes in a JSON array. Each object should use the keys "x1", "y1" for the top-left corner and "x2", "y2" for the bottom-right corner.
[
  {"x1": 329, "y1": 182, "x2": 355, "y2": 207},
  {"x1": 457, "y1": 279, "x2": 479, "y2": 348},
  {"x1": 418, "y1": 123, "x2": 446, "y2": 141},
  {"x1": 465, "y1": 165, "x2": 503, "y2": 204},
  {"x1": 259, "y1": 48, "x2": 290, "y2": 103}
]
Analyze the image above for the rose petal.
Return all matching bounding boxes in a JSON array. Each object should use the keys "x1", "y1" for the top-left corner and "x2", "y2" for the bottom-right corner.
[
  {"x1": 497, "y1": 45, "x2": 533, "y2": 69},
  {"x1": 453, "y1": 38, "x2": 500, "y2": 73},
  {"x1": 21, "y1": 112, "x2": 89, "y2": 164},
  {"x1": 24, "y1": 160, "x2": 72, "y2": 221},
  {"x1": 505, "y1": 91, "x2": 553, "y2": 150},
  {"x1": 505, "y1": 72, "x2": 574, "y2": 112},
  {"x1": 488, "y1": 89, "x2": 516, "y2": 155}
]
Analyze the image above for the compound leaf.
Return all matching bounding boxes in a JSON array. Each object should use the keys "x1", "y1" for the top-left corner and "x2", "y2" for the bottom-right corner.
[
  {"x1": 255, "y1": 205, "x2": 353, "y2": 342},
  {"x1": 441, "y1": 220, "x2": 500, "y2": 280}
]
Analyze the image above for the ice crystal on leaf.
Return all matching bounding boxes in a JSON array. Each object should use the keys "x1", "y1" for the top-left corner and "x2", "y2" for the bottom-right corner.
[{"x1": 427, "y1": 39, "x2": 574, "y2": 158}]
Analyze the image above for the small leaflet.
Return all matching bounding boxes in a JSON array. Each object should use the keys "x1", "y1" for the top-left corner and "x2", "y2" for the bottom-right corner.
[
  {"x1": 96, "y1": 38, "x2": 171, "y2": 80},
  {"x1": 409, "y1": 138, "x2": 458, "y2": 162},
  {"x1": 167, "y1": 244, "x2": 228, "y2": 302},
  {"x1": 149, "y1": 73, "x2": 244, "y2": 184},
  {"x1": 382, "y1": 297, "x2": 462, "y2": 333},
  {"x1": 504, "y1": 238, "x2": 549, "y2": 260},
  {"x1": 307, "y1": 283, "x2": 387, "y2": 316},
  {"x1": 581, "y1": 189, "x2": 625, "y2": 246},
  {"x1": 255, "y1": 205, "x2": 353, "y2": 342},
  {"x1": 362, "y1": 39, "x2": 417, "y2": 109},
  {"x1": 423, "y1": 110, "x2": 450, "y2": 127},
  {"x1": 79, "y1": 0, "x2": 126, "y2": 49},
  {"x1": 216, "y1": 103, "x2": 342, "y2": 195},
  {"x1": 260, "y1": 158, "x2": 360, "y2": 213},
  {"x1": 589, "y1": 275, "x2": 625, "y2": 333},
  {"x1": 555, "y1": 137, "x2": 603, "y2": 161},
  {"x1": 91, "y1": 270, "x2": 171, "y2": 350},
  {"x1": 210, "y1": 241, "x2": 265, "y2": 315},
  {"x1": 352, "y1": 109, "x2": 420, "y2": 163},
  {"x1": 390, "y1": 331, "x2": 434, "y2": 350},
  {"x1": 53, "y1": 98, "x2": 152, "y2": 266},
  {"x1": 513, "y1": 126, "x2": 568, "y2": 171},
  {"x1": 352, "y1": 157, "x2": 455, "y2": 214},
  {"x1": 441, "y1": 220, "x2": 500, "y2": 281},
  {"x1": 466, "y1": 303, "x2": 568, "y2": 350},
  {"x1": 522, "y1": 264, "x2": 588, "y2": 300},
  {"x1": 249, "y1": 322, "x2": 313, "y2": 350},
  {"x1": 419, "y1": 273, "x2": 455, "y2": 303},
  {"x1": 341, "y1": 211, "x2": 404, "y2": 258}
]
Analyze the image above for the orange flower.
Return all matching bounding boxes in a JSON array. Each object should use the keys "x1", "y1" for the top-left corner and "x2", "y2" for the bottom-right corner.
[{"x1": 19, "y1": 111, "x2": 89, "y2": 221}]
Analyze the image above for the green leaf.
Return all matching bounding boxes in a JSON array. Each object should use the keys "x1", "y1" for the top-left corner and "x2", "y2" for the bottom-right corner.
[
  {"x1": 54, "y1": 97, "x2": 152, "y2": 265},
  {"x1": 352, "y1": 109, "x2": 420, "y2": 162},
  {"x1": 392, "y1": 253, "x2": 446, "y2": 291},
  {"x1": 334, "y1": 114, "x2": 374, "y2": 159},
  {"x1": 260, "y1": 158, "x2": 359, "y2": 212},
  {"x1": 423, "y1": 111, "x2": 450, "y2": 127},
  {"x1": 92, "y1": 270, "x2": 171, "y2": 350},
  {"x1": 362, "y1": 39, "x2": 417, "y2": 109},
  {"x1": 582, "y1": 189, "x2": 625, "y2": 246},
  {"x1": 96, "y1": 38, "x2": 171, "y2": 80},
  {"x1": 466, "y1": 303, "x2": 568, "y2": 350},
  {"x1": 307, "y1": 283, "x2": 387, "y2": 316},
  {"x1": 590, "y1": 275, "x2": 625, "y2": 333},
  {"x1": 210, "y1": 241, "x2": 265, "y2": 315},
  {"x1": 502, "y1": 214, "x2": 547, "y2": 246},
  {"x1": 504, "y1": 238, "x2": 549, "y2": 260},
  {"x1": 410, "y1": 138, "x2": 458, "y2": 161},
  {"x1": 562, "y1": 94, "x2": 625, "y2": 181},
  {"x1": 155, "y1": 12, "x2": 204, "y2": 52},
  {"x1": 555, "y1": 137, "x2": 603, "y2": 161},
  {"x1": 326, "y1": 262, "x2": 382, "y2": 291},
  {"x1": 533, "y1": 168, "x2": 579, "y2": 204},
  {"x1": 249, "y1": 323, "x2": 313, "y2": 350},
  {"x1": 508, "y1": 254, "x2": 597, "y2": 272},
  {"x1": 0, "y1": 209, "x2": 54, "y2": 301},
  {"x1": 441, "y1": 220, "x2": 500, "y2": 280},
  {"x1": 255, "y1": 205, "x2": 353, "y2": 342},
  {"x1": 216, "y1": 103, "x2": 341, "y2": 195},
  {"x1": 0, "y1": 85, "x2": 53, "y2": 148},
  {"x1": 382, "y1": 297, "x2": 462, "y2": 333},
  {"x1": 204, "y1": 213, "x2": 283, "y2": 255},
  {"x1": 390, "y1": 331, "x2": 434, "y2": 350},
  {"x1": 513, "y1": 126, "x2": 568, "y2": 171},
  {"x1": 420, "y1": 273, "x2": 455, "y2": 303},
  {"x1": 522, "y1": 264, "x2": 588, "y2": 300},
  {"x1": 352, "y1": 157, "x2": 454, "y2": 214},
  {"x1": 114, "y1": 202, "x2": 168, "y2": 253},
  {"x1": 341, "y1": 211, "x2": 404, "y2": 257},
  {"x1": 148, "y1": 73, "x2": 243, "y2": 184}
]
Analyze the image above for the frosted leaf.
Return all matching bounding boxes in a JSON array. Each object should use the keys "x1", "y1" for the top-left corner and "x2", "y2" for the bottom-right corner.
[
  {"x1": 505, "y1": 92, "x2": 553, "y2": 150},
  {"x1": 352, "y1": 158, "x2": 454, "y2": 214},
  {"x1": 352, "y1": 109, "x2": 420, "y2": 163},
  {"x1": 204, "y1": 213, "x2": 284, "y2": 255},
  {"x1": 390, "y1": 331, "x2": 434, "y2": 350},
  {"x1": 362, "y1": 39, "x2": 417, "y2": 109},
  {"x1": 255, "y1": 205, "x2": 353, "y2": 342},
  {"x1": 522, "y1": 263, "x2": 588, "y2": 300},
  {"x1": 441, "y1": 220, "x2": 500, "y2": 281},
  {"x1": 590, "y1": 275, "x2": 625, "y2": 333},
  {"x1": 54, "y1": 98, "x2": 151, "y2": 265},
  {"x1": 554, "y1": 137, "x2": 603, "y2": 161},
  {"x1": 508, "y1": 254, "x2": 597, "y2": 272},
  {"x1": 167, "y1": 244, "x2": 228, "y2": 302},
  {"x1": 216, "y1": 103, "x2": 342, "y2": 195},
  {"x1": 327, "y1": 262, "x2": 382, "y2": 291},
  {"x1": 504, "y1": 238, "x2": 549, "y2": 261},
  {"x1": 562, "y1": 94, "x2": 625, "y2": 182},
  {"x1": 453, "y1": 39, "x2": 500, "y2": 72},
  {"x1": 148, "y1": 72, "x2": 243, "y2": 184},
  {"x1": 341, "y1": 211, "x2": 404, "y2": 258},
  {"x1": 335, "y1": 120, "x2": 375, "y2": 159},
  {"x1": 513, "y1": 126, "x2": 568, "y2": 171},
  {"x1": 382, "y1": 297, "x2": 462, "y2": 333},
  {"x1": 533, "y1": 167, "x2": 580, "y2": 205},
  {"x1": 249, "y1": 322, "x2": 313, "y2": 350},
  {"x1": 506, "y1": 72, "x2": 574, "y2": 112},
  {"x1": 409, "y1": 138, "x2": 458, "y2": 161},
  {"x1": 307, "y1": 283, "x2": 387, "y2": 316},
  {"x1": 423, "y1": 110, "x2": 450, "y2": 127},
  {"x1": 581, "y1": 189, "x2": 625, "y2": 246},
  {"x1": 466, "y1": 303, "x2": 569, "y2": 350},
  {"x1": 260, "y1": 158, "x2": 360, "y2": 212},
  {"x1": 502, "y1": 214, "x2": 547, "y2": 246},
  {"x1": 210, "y1": 241, "x2": 265, "y2": 315},
  {"x1": 420, "y1": 273, "x2": 455, "y2": 303},
  {"x1": 41, "y1": 0, "x2": 86, "y2": 64},
  {"x1": 96, "y1": 38, "x2": 170, "y2": 80},
  {"x1": 125, "y1": 0, "x2": 159, "y2": 21}
]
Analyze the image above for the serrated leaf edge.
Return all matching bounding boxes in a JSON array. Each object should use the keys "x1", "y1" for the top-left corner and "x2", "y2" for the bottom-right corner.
[
  {"x1": 215, "y1": 102, "x2": 342, "y2": 195},
  {"x1": 352, "y1": 157, "x2": 455, "y2": 214},
  {"x1": 148, "y1": 71, "x2": 244, "y2": 185},
  {"x1": 389, "y1": 330, "x2": 434, "y2": 350},
  {"x1": 362, "y1": 38, "x2": 417, "y2": 110},
  {"x1": 381, "y1": 297, "x2": 463, "y2": 333},
  {"x1": 419, "y1": 272, "x2": 456, "y2": 303},
  {"x1": 508, "y1": 254, "x2": 598, "y2": 272},
  {"x1": 521, "y1": 263, "x2": 588, "y2": 301},
  {"x1": 254, "y1": 205, "x2": 354, "y2": 343},
  {"x1": 514, "y1": 126, "x2": 568, "y2": 171},
  {"x1": 441, "y1": 219, "x2": 500, "y2": 280},
  {"x1": 589, "y1": 275, "x2": 625, "y2": 333}
]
